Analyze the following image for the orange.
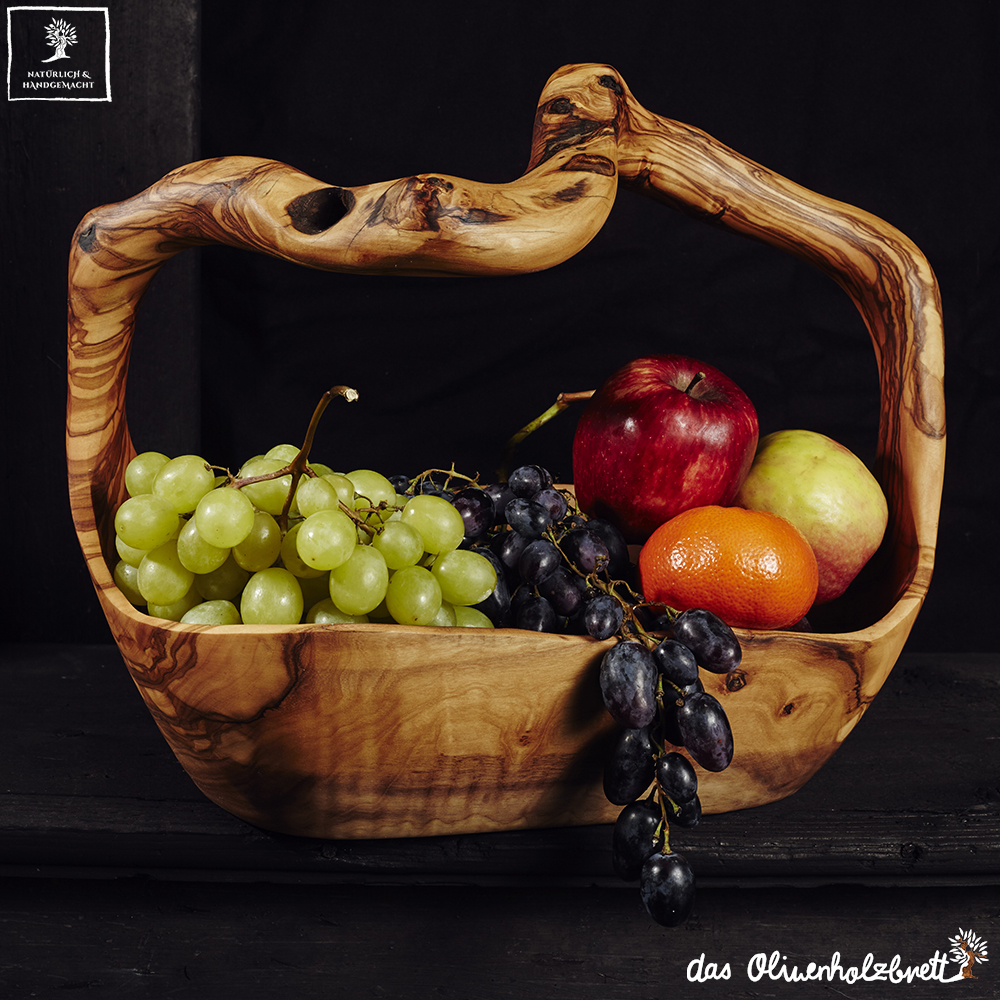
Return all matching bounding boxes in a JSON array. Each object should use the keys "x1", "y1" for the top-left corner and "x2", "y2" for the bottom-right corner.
[{"x1": 638, "y1": 505, "x2": 818, "y2": 630}]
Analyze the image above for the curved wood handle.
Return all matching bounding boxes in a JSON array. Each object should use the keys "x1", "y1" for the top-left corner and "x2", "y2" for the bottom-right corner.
[{"x1": 67, "y1": 62, "x2": 944, "y2": 625}]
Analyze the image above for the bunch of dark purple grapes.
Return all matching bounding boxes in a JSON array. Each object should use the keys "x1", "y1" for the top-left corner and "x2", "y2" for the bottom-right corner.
[
  {"x1": 394, "y1": 463, "x2": 742, "y2": 929},
  {"x1": 601, "y1": 608, "x2": 740, "y2": 927},
  {"x1": 394, "y1": 463, "x2": 634, "y2": 637}
]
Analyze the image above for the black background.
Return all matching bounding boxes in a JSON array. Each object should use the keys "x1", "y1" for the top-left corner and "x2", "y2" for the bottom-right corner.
[{"x1": 3, "y1": 1, "x2": 997, "y2": 650}]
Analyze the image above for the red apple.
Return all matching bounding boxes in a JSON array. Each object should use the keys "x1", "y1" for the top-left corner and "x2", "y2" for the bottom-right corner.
[{"x1": 572, "y1": 355, "x2": 758, "y2": 543}]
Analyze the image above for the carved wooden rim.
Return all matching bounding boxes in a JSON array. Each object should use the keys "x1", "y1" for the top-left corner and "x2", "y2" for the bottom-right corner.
[{"x1": 66, "y1": 62, "x2": 945, "y2": 646}]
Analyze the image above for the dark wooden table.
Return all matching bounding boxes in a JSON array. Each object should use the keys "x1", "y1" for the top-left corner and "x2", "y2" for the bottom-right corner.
[{"x1": 2, "y1": 642, "x2": 998, "y2": 998}]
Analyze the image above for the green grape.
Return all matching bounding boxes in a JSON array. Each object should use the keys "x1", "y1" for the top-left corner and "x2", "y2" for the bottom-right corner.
[
  {"x1": 346, "y1": 469, "x2": 397, "y2": 509},
  {"x1": 328, "y1": 545, "x2": 389, "y2": 616},
  {"x1": 181, "y1": 599, "x2": 242, "y2": 625},
  {"x1": 124, "y1": 451, "x2": 170, "y2": 496},
  {"x1": 349, "y1": 470, "x2": 401, "y2": 531},
  {"x1": 265, "y1": 443, "x2": 301, "y2": 463},
  {"x1": 147, "y1": 586, "x2": 202, "y2": 621},
  {"x1": 238, "y1": 456, "x2": 293, "y2": 516},
  {"x1": 194, "y1": 486, "x2": 256, "y2": 548},
  {"x1": 322, "y1": 473, "x2": 356, "y2": 507},
  {"x1": 152, "y1": 454, "x2": 215, "y2": 514},
  {"x1": 431, "y1": 549, "x2": 497, "y2": 606},
  {"x1": 176, "y1": 517, "x2": 230, "y2": 574},
  {"x1": 399, "y1": 495, "x2": 465, "y2": 554},
  {"x1": 113, "y1": 560, "x2": 145, "y2": 606},
  {"x1": 453, "y1": 605, "x2": 495, "y2": 628},
  {"x1": 137, "y1": 539, "x2": 196, "y2": 606},
  {"x1": 385, "y1": 565, "x2": 442, "y2": 626},
  {"x1": 305, "y1": 598, "x2": 370, "y2": 624},
  {"x1": 241, "y1": 567, "x2": 304, "y2": 625},
  {"x1": 232, "y1": 510, "x2": 282, "y2": 572},
  {"x1": 295, "y1": 509, "x2": 358, "y2": 571},
  {"x1": 295, "y1": 476, "x2": 342, "y2": 518},
  {"x1": 428, "y1": 601, "x2": 457, "y2": 627},
  {"x1": 115, "y1": 533, "x2": 148, "y2": 568},
  {"x1": 280, "y1": 522, "x2": 326, "y2": 579},
  {"x1": 195, "y1": 553, "x2": 251, "y2": 601},
  {"x1": 372, "y1": 520, "x2": 424, "y2": 570},
  {"x1": 308, "y1": 462, "x2": 335, "y2": 477},
  {"x1": 114, "y1": 494, "x2": 179, "y2": 551}
]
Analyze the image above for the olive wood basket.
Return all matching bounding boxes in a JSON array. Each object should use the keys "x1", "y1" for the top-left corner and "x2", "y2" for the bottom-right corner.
[{"x1": 66, "y1": 64, "x2": 945, "y2": 840}]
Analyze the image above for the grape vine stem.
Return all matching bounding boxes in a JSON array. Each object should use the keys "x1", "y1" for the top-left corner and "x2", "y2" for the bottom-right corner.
[{"x1": 223, "y1": 384, "x2": 359, "y2": 532}]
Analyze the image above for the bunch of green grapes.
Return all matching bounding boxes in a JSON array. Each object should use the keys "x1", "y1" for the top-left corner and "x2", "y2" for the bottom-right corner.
[{"x1": 112, "y1": 446, "x2": 497, "y2": 629}]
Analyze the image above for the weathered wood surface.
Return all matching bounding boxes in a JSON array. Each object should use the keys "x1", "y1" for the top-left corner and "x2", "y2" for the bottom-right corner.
[
  {"x1": 4, "y1": 643, "x2": 998, "y2": 999},
  {"x1": 65, "y1": 64, "x2": 945, "y2": 838},
  {"x1": 4, "y1": 645, "x2": 995, "y2": 883},
  {"x1": 3, "y1": 877, "x2": 997, "y2": 1000}
]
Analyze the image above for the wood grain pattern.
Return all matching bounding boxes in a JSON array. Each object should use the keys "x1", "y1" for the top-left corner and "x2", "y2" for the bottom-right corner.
[{"x1": 66, "y1": 63, "x2": 945, "y2": 839}]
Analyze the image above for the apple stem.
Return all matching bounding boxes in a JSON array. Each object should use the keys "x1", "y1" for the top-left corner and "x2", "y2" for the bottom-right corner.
[
  {"x1": 499, "y1": 389, "x2": 595, "y2": 479},
  {"x1": 684, "y1": 372, "x2": 706, "y2": 395}
]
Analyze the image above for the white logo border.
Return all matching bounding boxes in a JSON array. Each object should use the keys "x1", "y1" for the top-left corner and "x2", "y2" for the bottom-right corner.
[{"x1": 6, "y1": 5, "x2": 111, "y2": 102}]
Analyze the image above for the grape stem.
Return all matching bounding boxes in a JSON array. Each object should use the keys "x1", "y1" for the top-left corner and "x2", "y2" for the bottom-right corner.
[
  {"x1": 499, "y1": 389, "x2": 595, "y2": 479},
  {"x1": 224, "y1": 384, "x2": 359, "y2": 532},
  {"x1": 411, "y1": 466, "x2": 481, "y2": 493},
  {"x1": 542, "y1": 516, "x2": 681, "y2": 650}
]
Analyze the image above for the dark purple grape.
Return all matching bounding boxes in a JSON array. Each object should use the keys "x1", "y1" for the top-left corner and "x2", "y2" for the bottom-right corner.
[
  {"x1": 604, "y1": 726, "x2": 655, "y2": 805},
  {"x1": 505, "y1": 498, "x2": 552, "y2": 539},
  {"x1": 492, "y1": 529, "x2": 528, "y2": 582},
  {"x1": 651, "y1": 639, "x2": 699, "y2": 688},
  {"x1": 582, "y1": 517, "x2": 631, "y2": 578},
  {"x1": 538, "y1": 565, "x2": 586, "y2": 616},
  {"x1": 639, "y1": 851, "x2": 696, "y2": 927},
  {"x1": 675, "y1": 677, "x2": 704, "y2": 698},
  {"x1": 388, "y1": 474, "x2": 412, "y2": 494},
  {"x1": 671, "y1": 608, "x2": 742, "y2": 674},
  {"x1": 612, "y1": 798, "x2": 662, "y2": 880},
  {"x1": 599, "y1": 641, "x2": 657, "y2": 729},
  {"x1": 420, "y1": 487, "x2": 453, "y2": 500},
  {"x1": 518, "y1": 539, "x2": 562, "y2": 586},
  {"x1": 514, "y1": 594, "x2": 557, "y2": 632},
  {"x1": 655, "y1": 752, "x2": 698, "y2": 804},
  {"x1": 582, "y1": 593, "x2": 624, "y2": 640},
  {"x1": 415, "y1": 473, "x2": 453, "y2": 498},
  {"x1": 472, "y1": 548, "x2": 511, "y2": 627},
  {"x1": 481, "y1": 482, "x2": 516, "y2": 526},
  {"x1": 451, "y1": 487, "x2": 496, "y2": 540},
  {"x1": 560, "y1": 528, "x2": 609, "y2": 575},
  {"x1": 672, "y1": 794, "x2": 702, "y2": 829},
  {"x1": 532, "y1": 487, "x2": 568, "y2": 523},
  {"x1": 676, "y1": 692, "x2": 733, "y2": 772},
  {"x1": 508, "y1": 464, "x2": 553, "y2": 498}
]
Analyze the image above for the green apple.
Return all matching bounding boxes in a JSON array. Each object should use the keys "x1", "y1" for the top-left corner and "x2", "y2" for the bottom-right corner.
[{"x1": 733, "y1": 429, "x2": 888, "y2": 604}]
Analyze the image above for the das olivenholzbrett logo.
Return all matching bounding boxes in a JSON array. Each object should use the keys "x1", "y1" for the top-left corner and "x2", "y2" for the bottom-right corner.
[
  {"x1": 6, "y1": 6, "x2": 110, "y2": 101},
  {"x1": 687, "y1": 927, "x2": 988, "y2": 985}
]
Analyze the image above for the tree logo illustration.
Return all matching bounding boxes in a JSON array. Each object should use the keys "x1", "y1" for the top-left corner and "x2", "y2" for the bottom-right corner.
[
  {"x1": 41, "y1": 17, "x2": 77, "y2": 63},
  {"x1": 949, "y1": 928, "x2": 989, "y2": 979}
]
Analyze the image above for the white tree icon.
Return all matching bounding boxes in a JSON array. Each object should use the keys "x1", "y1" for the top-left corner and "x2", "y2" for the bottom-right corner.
[
  {"x1": 948, "y1": 927, "x2": 989, "y2": 979},
  {"x1": 41, "y1": 18, "x2": 77, "y2": 62}
]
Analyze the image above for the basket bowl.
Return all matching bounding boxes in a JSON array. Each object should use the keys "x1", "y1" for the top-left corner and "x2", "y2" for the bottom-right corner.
[{"x1": 66, "y1": 64, "x2": 944, "y2": 839}]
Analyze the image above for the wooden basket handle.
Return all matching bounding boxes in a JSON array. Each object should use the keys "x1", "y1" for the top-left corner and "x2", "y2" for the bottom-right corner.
[{"x1": 67, "y1": 62, "x2": 944, "y2": 621}]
